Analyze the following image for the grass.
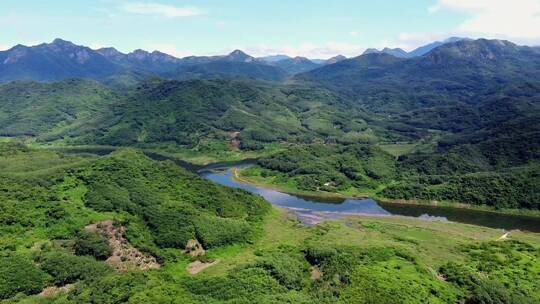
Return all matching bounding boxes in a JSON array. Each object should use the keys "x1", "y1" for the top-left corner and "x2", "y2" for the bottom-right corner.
[
  {"x1": 142, "y1": 142, "x2": 285, "y2": 165},
  {"x1": 164, "y1": 205, "x2": 540, "y2": 280},
  {"x1": 164, "y1": 207, "x2": 310, "y2": 278},
  {"x1": 2, "y1": 144, "x2": 539, "y2": 303},
  {"x1": 378, "y1": 143, "x2": 417, "y2": 157}
]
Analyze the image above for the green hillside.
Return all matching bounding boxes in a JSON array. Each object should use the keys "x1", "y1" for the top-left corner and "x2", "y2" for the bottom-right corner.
[
  {"x1": 1, "y1": 40, "x2": 539, "y2": 211},
  {"x1": 0, "y1": 143, "x2": 539, "y2": 303}
]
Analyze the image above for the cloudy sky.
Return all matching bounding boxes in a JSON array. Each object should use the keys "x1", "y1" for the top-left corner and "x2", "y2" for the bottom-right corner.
[{"x1": 1, "y1": 0, "x2": 540, "y2": 59}]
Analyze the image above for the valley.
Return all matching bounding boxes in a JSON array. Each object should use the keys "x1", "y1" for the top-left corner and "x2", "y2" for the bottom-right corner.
[{"x1": 0, "y1": 36, "x2": 539, "y2": 303}]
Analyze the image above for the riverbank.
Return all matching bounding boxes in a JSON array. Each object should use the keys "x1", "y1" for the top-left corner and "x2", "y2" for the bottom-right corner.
[
  {"x1": 232, "y1": 168, "x2": 362, "y2": 201},
  {"x1": 26, "y1": 141, "x2": 540, "y2": 219},
  {"x1": 234, "y1": 167, "x2": 540, "y2": 218}
]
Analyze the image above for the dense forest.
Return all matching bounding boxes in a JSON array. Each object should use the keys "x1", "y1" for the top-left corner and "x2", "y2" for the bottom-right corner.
[{"x1": 245, "y1": 143, "x2": 539, "y2": 209}]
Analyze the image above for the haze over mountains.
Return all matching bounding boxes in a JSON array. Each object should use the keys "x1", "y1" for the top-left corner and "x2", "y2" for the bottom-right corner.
[{"x1": 0, "y1": 37, "x2": 485, "y2": 83}]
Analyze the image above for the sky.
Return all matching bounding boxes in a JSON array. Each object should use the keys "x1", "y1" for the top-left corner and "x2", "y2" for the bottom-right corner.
[{"x1": 1, "y1": 0, "x2": 540, "y2": 59}]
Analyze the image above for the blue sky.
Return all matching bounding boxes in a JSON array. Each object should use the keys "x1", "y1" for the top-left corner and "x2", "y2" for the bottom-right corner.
[{"x1": 1, "y1": 0, "x2": 539, "y2": 58}]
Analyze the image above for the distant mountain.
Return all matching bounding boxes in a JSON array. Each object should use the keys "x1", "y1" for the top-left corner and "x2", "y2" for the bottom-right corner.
[
  {"x1": 408, "y1": 37, "x2": 468, "y2": 57},
  {"x1": 258, "y1": 55, "x2": 292, "y2": 63},
  {"x1": 2, "y1": 37, "x2": 536, "y2": 84},
  {"x1": 97, "y1": 48, "x2": 180, "y2": 74},
  {"x1": 325, "y1": 55, "x2": 347, "y2": 64},
  {"x1": 221, "y1": 50, "x2": 256, "y2": 63},
  {"x1": 0, "y1": 39, "x2": 123, "y2": 82},
  {"x1": 298, "y1": 39, "x2": 540, "y2": 114},
  {"x1": 266, "y1": 56, "x2": 321, "y2": 75},
  {"x1": 362, "y1": 37, "x2": 469, "y2": 59},
  {"x1": 168, "y1": 60, "x2": 287, "y2": 82},
  {"x1": 258, "y1": 54, "x2": 348, "y2": 75},
  {"x1": 0, "y1": 39, "x2": 289, "y2": 82},
  {"x1": 363, "y1": 47, "x2": 410, "y2": 58}
]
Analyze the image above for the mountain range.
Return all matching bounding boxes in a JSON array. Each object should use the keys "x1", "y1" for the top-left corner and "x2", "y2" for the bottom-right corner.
[
  {"x1": 1, "y1": 29, "x2": 540, "y2": 304},
  {"x1": 362, "y1": 37, "x2": 468, "y2": 58},
  {"x1": 1, "y1": 38, "x2": 538, "y2": 163},
  {"x1": 0, "y1": 37, "x2": 480, "y2": 83},
  {"x1": 0, "y1": 39, "x2": 339, "y2": 83},
  {"x1": 0, "y1": 37, "x2": 538, "y2": 207}
]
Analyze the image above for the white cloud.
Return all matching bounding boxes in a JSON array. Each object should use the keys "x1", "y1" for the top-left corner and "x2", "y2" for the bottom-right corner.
[
  {"x1": 430, "y1": 0, "x2": 540, "y2": 43},
  {"x1": 238, "y1": 42, "x2": 364, "y2": 59},
  {"x1": 0, "y1": 45, "x2": 9, "y2": 51},
  {"x1": 146, "y1": 43, "x2": 194, "y2": 58},
  {"x1": 350, "y1": 31, "x2": 360, "y2": 37},
  {"x1": 122, "y1": 2, "x2": 203, "y2": 18}
]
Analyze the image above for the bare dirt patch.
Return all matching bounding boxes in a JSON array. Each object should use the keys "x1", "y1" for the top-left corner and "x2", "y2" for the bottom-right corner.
[
  {"x1": 85, "y1": 220, "x2": 160, "y2": 272},
  {"x1": 229, "y1": 131, "x2": 241, "y2": 150},
  {"x1": 39, "y1": 284, "x2": 74, "y2": 297},
  {"x1": 310, "y1": 266, "x2": 323, "y2": 280},
  {"x1": 184, "y1": 239, "x2": 205, "y2": 257},
  {"x1": 187, "y1": 259, "x2": 220, "y2": 274}
]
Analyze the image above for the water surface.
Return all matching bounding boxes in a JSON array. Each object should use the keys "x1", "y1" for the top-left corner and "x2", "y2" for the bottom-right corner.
[
  {"x1": 56, "y1": 147, "x2": 540, "y2": 232},
  {"x1": 202, "y1": 167, "x2": 540, "y2": 232}
]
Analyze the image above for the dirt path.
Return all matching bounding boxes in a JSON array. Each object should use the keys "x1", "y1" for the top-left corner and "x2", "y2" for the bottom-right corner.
[
  {"x1": 497, "y1": 232, "x2": 510, "y2": 241},
  {"x1": 187, "y1": 259, "x2": 220, "y2": 274}
]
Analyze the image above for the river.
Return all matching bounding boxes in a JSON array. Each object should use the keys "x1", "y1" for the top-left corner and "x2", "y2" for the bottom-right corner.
[
  {"x1": 200, "y1": 165, "x2": 540, "y2": 232},
  {"x1": 55, "y1": 147, "x2": 540, "y2": 232}
]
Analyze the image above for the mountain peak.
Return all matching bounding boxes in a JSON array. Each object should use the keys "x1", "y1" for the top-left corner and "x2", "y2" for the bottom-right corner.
[
  {"x1": 425, "y1": 38, "x2": 520, "y2": 62},
  {"x1": 96, "y1": 47, "x2": 124, "y2": 58},
  {"x1": 362, "y1": 48, "x2": 379, "y2": 55},
  {"x1": 51, "y1": 38, "x2": 75, "y2": 47},
  {"x1": 363, "y1": 48, "x2": 409, "y2": 58},
  {"x1": 224, "y1": 50, "x2": 254, "y2": 62},
  {"x1": 229, "y1": 49, "x2": 247, "y2": 56},
  {"x1": 326, "y1": 55, "x2": 346, "y2": 64}
]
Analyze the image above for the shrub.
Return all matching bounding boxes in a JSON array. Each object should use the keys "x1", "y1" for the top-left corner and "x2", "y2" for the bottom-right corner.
[
  {"x1": 74, "y1": 231, "x2": 112, "y2": 260},
  {"x1": 38, "y1": 252, "x2": 110, "y2": 285},
  {"x1": 0, "y1": 255, "x2": 48, "y2": 299},
  {"x1": 254, "y1": 250, "x2": 309, "y2": 290},
  {"x1": 195, "y1": 216, "x2": 251, "y2": 248}
]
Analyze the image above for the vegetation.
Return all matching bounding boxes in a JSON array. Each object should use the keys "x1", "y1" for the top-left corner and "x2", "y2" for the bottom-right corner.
[
  {"x1": 0, "y1": 143, "x2": 538, "y2": 303},
  {"x1": 0, "y1": 38, "x2": 539, "y2": 303},
  {"x1": 1, "y1": 39, "x2": 538, "y2": 213},
  {"x1": 244, "y1": 142, "x2": 539, "y2": 210}
]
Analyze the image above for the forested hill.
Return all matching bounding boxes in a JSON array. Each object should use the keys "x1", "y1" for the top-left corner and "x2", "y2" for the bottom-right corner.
[
  {"x1": 0, "y1": 77, "x2": 414, "y2": 148},
  {"x1": 0, "y1": 38, "x2": 538, "y2": 210},
  {"x1": 296, "y1": 39, "x2": 540, "y2": 113},
  {"x1": 1, "y1": 39, "x2": 538, "y2": 154},
  {"x1": 293, "y1": 39, "x2": 540, "y2": 169}
]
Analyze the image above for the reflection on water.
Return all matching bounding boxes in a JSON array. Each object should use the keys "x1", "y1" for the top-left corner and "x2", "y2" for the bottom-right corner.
[
  {"x1": 203, "y1": 168, "x2": 540, "y2": 232},
  {"x1": 202, "y1": 169, "x2": 391, "y2": 215}
]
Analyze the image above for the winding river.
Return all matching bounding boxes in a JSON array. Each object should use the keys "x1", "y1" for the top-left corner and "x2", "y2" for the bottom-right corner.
[
  {"x1": 200, "y1": 165, "x2": 540, "y2": 232},
  {"x1": 55, "y1": 147, "x2": 540, "y2": 232}
]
